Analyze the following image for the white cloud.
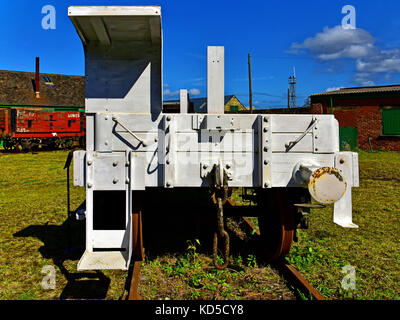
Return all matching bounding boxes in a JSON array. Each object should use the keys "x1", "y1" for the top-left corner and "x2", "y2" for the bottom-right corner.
[
  {"x1": 290, "y1": 26, "x2": 375, "y2": 61},
  {"x1": 325, "y1": 87, "x2": 344, "y2": 92},
  {"x1": 163, "y1": 88, "x2": 180, "y2": 97},
  {"x1": 289, "y1": 25, "x2": 400, "y2": 85},
  {"x1": 356, "y1": 49, "x2": 400, "y2": 73},
  {"x1": 163, "y1": 87, "x2": 201, "y2": 97},
  {"x1": 189, "y1": 88, "x2": 200, "y2": 96},
  {"x1": 352, "y1": 73, "x2": 375, "y2": 86}
]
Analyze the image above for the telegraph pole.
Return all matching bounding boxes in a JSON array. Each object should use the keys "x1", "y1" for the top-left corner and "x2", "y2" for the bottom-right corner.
[{"x1": 248, "y1": 53, "x2": 253, "y2": 113}]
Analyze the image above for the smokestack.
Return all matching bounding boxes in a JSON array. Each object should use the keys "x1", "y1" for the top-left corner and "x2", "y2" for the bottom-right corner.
[{"x1": 35, "y1": 57, "x2": 40, "y2": 98}]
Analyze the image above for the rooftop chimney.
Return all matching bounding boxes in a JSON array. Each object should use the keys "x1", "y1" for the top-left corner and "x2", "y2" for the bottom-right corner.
[{"x1": 35, "y1": 57, "x2": 40, "y2": 98}]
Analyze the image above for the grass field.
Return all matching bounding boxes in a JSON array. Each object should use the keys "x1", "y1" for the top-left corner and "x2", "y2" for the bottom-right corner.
[{"x1": 0, "y1": 150, "x2": 399, "y2": 300}]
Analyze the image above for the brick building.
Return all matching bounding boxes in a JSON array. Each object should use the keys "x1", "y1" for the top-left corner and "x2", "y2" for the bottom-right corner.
[{"x1": 310, "y1": 85, "x2": 400, "y2": 151}]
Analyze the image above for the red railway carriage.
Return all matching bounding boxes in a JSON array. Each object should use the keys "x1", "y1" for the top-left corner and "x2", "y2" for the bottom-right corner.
[{"x1": 0, "y1": 107, "x2": 85, "y2": 151}]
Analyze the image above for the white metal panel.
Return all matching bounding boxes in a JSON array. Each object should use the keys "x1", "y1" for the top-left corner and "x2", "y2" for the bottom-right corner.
[
  {"x1": 176, "y1": 131, "x2": 256, "y2": 153},
  {"x1": 78, "y1": 250, "x2": 129, "y2": 270},
  {"x1": 85, "y1": 61, "x2": 152, "y2": 113},
  {"x1": 164, "y1": 115, "x2": 176, "y2": 187},
  {"x1": 130, "y1": 153, "x2": 146, "y2": 190},
  {"x1": 86, "y1": 114, "x2": 95, "y2": 151},
  {"x1": 207, "y1": 46, "x2": 224, "y2": 114},
  {"x1": 271, "y1": 115, "x2": 315, "y2": 133},
  {"x1": 92, "y1": 230, "x2": 127, "y2": 248},
  {"x1": 69, "y1": 6, "x2": 161, "y2": 17},
  {"x1": 69, "y1": 6, "x2": 162, "y2": 115},
  {"x1": 259, "y1": 115, "x2": 272, "y2": 188},
  {"x1": 92, "y1": 153, "x2": 126, "y2": 190},
  {"x1": 174, "y1": 114, "x2": 258, "y2": 132},
  {"x1": 271, "y1": 153, "x2": 335, "y2": 187},
  {"x1": 334, "y1": 152, "x2": 359, "y2": 228},
  {"x1": 271, "y1": 133, "x2": 313, "y2": 153},
  {"x1": 73, "y1": 150, "x2": 86, "y2": 187},
  {"x1": 180, "y1": 89, "x2": 188, "y2": 114},
  {"x1": 174, "y1": 152, "x2": 256, "y2": 187},
  {"x1": 313, "y1": 117, "x2": 339, "y2": 153}
]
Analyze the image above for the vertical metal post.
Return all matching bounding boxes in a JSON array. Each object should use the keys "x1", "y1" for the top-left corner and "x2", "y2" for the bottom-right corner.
[
  {"x1": 180, "y1": 89, "x2": 188, "y2": 114},
  {"x1": 64, "y1": 151, "x2": 74, "y2": 253},
  {"x1": 248, "y1": 53, "x2": 253, "y2": 114},
  {"x1": 207, "y1": 46, "x2": 225, "y2": 114}
]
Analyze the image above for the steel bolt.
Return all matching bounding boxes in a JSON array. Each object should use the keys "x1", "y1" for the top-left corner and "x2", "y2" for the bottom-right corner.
[
  {"x1": 113, "y1": 161, "x2": 118, "y2": 167},
  {"x1": 226, "y1": 163, "x2": 231, "y2": 169},
  {"x1": 87, "y1": 160, "x2": 92, "y2": 166},
  {"x1": 167, "y1": 115, "x2": 171, "y2": 121},
  {"x1": 87, "y1": 182, "x2": 92, "y2": 188},
  {"x1": 263, "y1": 117, "x2": 268, "y2": 123},
  {"x1": 264, "y1": 146, "x2": 269, "y2": 152},
  {"x1": 113, "y1": 178, "x2": 119, "y2": 184},
  {"x1": 264, "y1": 182, "x2": 270, "y2": 188},
  {"x1": 166, "y1": 160, "x2": 170, "y2": 165},
  {"x1": 166, "y1": 181, "x2": 171, "y2": 187},
  {"x1": 264, "y1": 160, "x2": 269, "y2": 165},
  {"x1": 203, "y1": 164, "x2": 208, "y2": 169},
  {"x1": 263, "y1": 127, "x2": 268, "y2": 132}
]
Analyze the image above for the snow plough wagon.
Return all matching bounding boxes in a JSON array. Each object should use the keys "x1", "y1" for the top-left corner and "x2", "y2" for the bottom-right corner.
[{"x1": 69, "y1": 6, "x2": 359, "y2": 279}]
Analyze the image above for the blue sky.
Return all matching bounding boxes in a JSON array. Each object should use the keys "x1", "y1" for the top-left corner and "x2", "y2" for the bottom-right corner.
[{"x1": 1, "y1": 0, "x2": 400, "y2": 109}]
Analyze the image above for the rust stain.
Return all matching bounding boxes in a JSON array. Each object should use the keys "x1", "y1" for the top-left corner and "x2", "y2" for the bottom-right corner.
[
  {"x1": 308, "y1": 167, "x2": 347, "y2": 204},
  {"x1": 311, "y1": 167, "x2": 344, "y2": 182}
]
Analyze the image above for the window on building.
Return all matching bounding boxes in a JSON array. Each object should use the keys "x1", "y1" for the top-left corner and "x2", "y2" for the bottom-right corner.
[
  {"x1": 382, "y1": 108, "x2": 400, "y2": 135},
  {"x1": 43, "y1": 76, "x2": 53, "y2": 85},
  {"x1": 230, "y1": 105, "x2": 239, "y2": 112},
  {"x1": 68, "y1": 119, "x2": 76, "y2": 127},
  {"x1": 27, "y1": 120, "x2": 32, "y2": 129}
]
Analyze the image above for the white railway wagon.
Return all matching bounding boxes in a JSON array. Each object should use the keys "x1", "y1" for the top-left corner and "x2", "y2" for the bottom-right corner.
[{"x1": 69, "y1": 6, "x2": 359, "y2": 271}]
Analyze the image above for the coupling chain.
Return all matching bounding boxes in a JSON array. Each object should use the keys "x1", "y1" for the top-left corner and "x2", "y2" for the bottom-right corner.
[{"x1": 213, "y1": 196, "x2": 230, "y2": 270}]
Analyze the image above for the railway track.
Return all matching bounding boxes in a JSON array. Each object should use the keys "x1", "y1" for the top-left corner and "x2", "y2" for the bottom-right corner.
[{"x1": 121, "y1": 210, "x2": 324, "y2": 301}]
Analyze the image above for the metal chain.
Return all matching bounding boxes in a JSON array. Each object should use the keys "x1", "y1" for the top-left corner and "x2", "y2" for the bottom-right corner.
[{"x1": 213, "y1": 197, "x2": 230, "y2": 270}]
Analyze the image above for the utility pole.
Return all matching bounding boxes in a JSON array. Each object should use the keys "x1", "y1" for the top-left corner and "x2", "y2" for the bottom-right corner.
[{"x1": 248, "y1": 53, "x2": 253, "y2": 113}]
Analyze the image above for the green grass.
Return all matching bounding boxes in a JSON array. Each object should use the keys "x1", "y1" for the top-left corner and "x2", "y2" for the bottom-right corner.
[
  {"x1": 0, "y1": 151, "x2": 126, "y2": 300},
  {"x1": 287, "y1": 150, "x2": 400, "y2": 300},
  {"x1": 0, "y1": 150, "x2": 399, "y2": 300}
]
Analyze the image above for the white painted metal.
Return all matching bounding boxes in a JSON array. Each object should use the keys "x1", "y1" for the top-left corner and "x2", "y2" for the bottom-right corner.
[
  {"x1": 69, "y1": 5, "x2": 360, "y2": 270},
  {"x1": 73, "y1": 150, "x2": 86, "y2": 187},
  {"x1": 207, "y1": 47, "x2": 225, "y2": 114},
  {"x1": 180, "y1": 89, "x2": 188, "y2": 114},
  {"x1": 78, "y1": 251, "x2": 129, "y2": 270},
  {"x1": 292, "y1": 160, "x2": 347, "y2": 205},
  {"x1": 333, "y1": 152, "x2": 359, "y2": 228}
]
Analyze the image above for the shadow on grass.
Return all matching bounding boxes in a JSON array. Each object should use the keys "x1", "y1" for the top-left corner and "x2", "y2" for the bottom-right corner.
[{"x1": 13, "y1": 202, "x2": 111, "y2": 300}]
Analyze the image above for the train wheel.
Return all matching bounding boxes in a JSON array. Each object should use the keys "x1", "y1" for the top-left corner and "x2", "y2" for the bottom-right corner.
[{"x1": 258, "y1": 188, "x2": 296, "y2": 261}]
